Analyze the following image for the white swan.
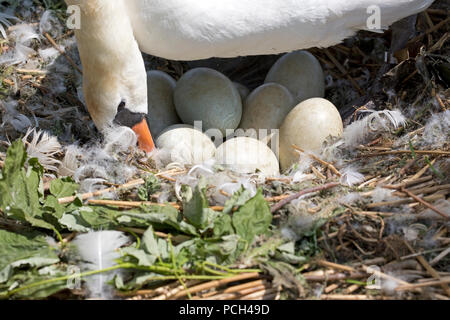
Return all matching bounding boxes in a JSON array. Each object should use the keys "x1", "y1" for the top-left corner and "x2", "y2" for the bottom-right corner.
[{"x1": 66, "y1": 0, "x2": 434, "y2": 151}]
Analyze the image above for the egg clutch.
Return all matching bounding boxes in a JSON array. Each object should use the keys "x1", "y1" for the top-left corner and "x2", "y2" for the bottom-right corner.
[{"x1": 148, "y1": 50, "x2": 344, "y2": 175}]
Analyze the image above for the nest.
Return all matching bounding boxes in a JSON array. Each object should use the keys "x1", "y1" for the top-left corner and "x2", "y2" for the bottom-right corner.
[{"x1": 0, "y1": 0, "x2": 449, "y2": 300}]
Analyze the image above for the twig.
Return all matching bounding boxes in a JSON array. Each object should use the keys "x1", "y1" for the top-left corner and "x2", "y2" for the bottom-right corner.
[
  {"x1": 58, "y1": 169, "x2": 182, "y2": 204},
  {"x1": 410, "y1": 158, "x2": 436, "y2": 181},
  {"x1": 171, "y1": 273, "x2": 261, "y2": 299},
  {"x1": 430, "y1": 248, "x2": 450, "y2": 266},
  {"x1": 292, "y1": 145, "x2": 342, "y2": 177},
  {"x1": 396, "y1": 277, "x2": 450, "y2": 291},
  {"x1": 89, "y1": 199, "x2": 181, "y2": 210},
  {"x1": 270, "y1": 182, "x2": 340, "y2": 213},
  {"x1": 404, "y1": 241, "x2": 450, "y2": 296},
  {"x1": 15, "y1": 68, "x2": 47, "y2": 75},
  {"x1": 323, "y1": 48, "x2": 365, "y2": 95},
  {"x1": 43, "y1": 32, "x2": 82, "y2": 75},
  {"x1": 58, "y1": 178, "x2": 145, "y2": 204},
  {"x1": 361, "y1": 265, "x2": 413, "y2": 288},
  {"x1": 400, "y1": 187, "x2": 449, "y2": 220},
  {"x1": 239, "y1": 287, "x2": 279, "y2": 300},
  {"x1": 367, "y1": 193, "x2": 447, "y2": 209},
  {"x1": 316, "y1": 259, "x2": 355, "y2": 273},
  {"x1": 361, "y1": 150, "x2": 450, "y2": 157},
  {"x1": 383, "y1": 175, "x2": 433, "y2": 189},
  {"x1": 407, "y1": 17, "x2": 450, "y2": 45},
  {"x1": 320, "y1": 294, "x2": 374, "y2": 300}
]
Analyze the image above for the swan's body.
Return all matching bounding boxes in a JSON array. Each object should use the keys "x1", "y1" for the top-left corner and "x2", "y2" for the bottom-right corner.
[{"x1": 66, "y1": 0, "x2": 434, "y2": 151}]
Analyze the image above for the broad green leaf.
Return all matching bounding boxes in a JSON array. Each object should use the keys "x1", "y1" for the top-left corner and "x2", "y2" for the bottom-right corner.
[
  {"x1": 181, "y1": 179, "x2": 219, "y2": 230},
  {"x1": 49, "y1": 177, "x2": 79, "y2": 198},
  {"x1": 120, "y1": 247, "x2": 156, "y2": 266},
  {"x1": 58, "y1": 213, "x2": 91, "y2": 232},
  {"x1": 0, "y1": 267, "x2": 68, "y2": 299},
  {"x1": 232, "y1": 189, "x2": 272, "y2": 245},
  {"x1": 213, "y1": 213, "x2": 234, "y2": 237},
  {"x1": 0, "y1": 229, "x2": 59, "y2": 283},
  {"x1": 223, "y1": 186, "x2": 252, "y2": 214},
  {"x1": 141, "y1": 226, "x2": 159, "y2": 257},
  {"x1": 0, "y1": 141, "x2": 54, "y2": 230}
]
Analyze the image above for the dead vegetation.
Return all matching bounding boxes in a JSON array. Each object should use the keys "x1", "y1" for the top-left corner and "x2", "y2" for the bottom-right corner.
[{"x1": 0, "y1": 0, "x2": 449, "y2": 300}]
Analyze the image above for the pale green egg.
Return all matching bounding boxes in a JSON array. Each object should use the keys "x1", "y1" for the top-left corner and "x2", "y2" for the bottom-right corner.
[
  {"x1": 174, "y1": 68, "x2": 242, "y2": 135},
  {"x1": 146, "y1": 70, "x2": 181, "y2": 138},
  {"x1": 265, "y1": 51, "x2": 325, "y2": 104},
  {"x1": 279, "y1": 98, "x2": 343, "y2": 171},
  {"x1": 233, "y1": 82, "x2": 250, "y2": 101},
  {"x1": 239, "y1": 83, "x2": 294, "y2": 131}
]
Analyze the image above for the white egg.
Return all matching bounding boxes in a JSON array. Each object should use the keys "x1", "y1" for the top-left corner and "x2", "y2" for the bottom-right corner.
[
  {"x1": 233, "y1": 82, "x2": 250, "y2": 101},
  {"x1": 265, "y1": 50, "x2": 325, "y2": 104},
  {"x1": 174, "y1": 68, "x2": 242, "y2": 135},
  {"x1": 146, "y1": 70, "x2": 181, "y2": 137},
  {"x1": 156, "y1": 127, "x2": 216, "y2": 166},
  {"x1": 239, "y1": 83, "x2": 294, "y2": 131},
  {"x1": 216, "y1": 137, "x2": 279, "y2": 176},
  {"x1": 279, "y1": 98, "x2": 343, "y2": 171},
  {"x1": 156, "y1": 124, "x2": 198, "y2": 139}
]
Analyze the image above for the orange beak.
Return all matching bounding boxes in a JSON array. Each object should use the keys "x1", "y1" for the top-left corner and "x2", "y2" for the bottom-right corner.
[{"x1": 132, "y1": 118, "x2": 155, "y2": 153}]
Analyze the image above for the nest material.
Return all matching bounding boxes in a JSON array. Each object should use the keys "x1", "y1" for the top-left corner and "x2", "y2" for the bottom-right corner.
[{"x1": 0, "y1": 0, "x2": 449, "y2": 300}]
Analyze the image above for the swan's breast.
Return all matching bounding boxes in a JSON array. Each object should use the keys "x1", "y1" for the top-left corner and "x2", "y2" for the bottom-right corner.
[{"x1": 126, "y1": 0, "x2": 345, "y2": 60}]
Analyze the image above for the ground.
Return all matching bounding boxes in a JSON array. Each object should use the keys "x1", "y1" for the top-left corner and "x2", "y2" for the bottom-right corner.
[{"x1": 0, "y1": 0, "x2": 449, "y2": 300}]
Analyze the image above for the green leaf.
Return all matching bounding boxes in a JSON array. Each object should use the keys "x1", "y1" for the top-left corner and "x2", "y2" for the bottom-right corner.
[
  {"x1": 119, "y1": 205, "x2": 199, "y2": 236},
  {"x1": 0, "y1": 266, "x2": 69, "y2": 299},
  {"x1": 58, "y1": 213, "x2": 91, "y2": 232},
  {"x1": 0, "y1": 229, "x2": 59, "y2": 283},
  {"x1": 223, "y1": 186, "x2": 252, "y2": 214},
  {"x1": 137, "y1": 174, "x2": 160, "y2": 201},
  {"x1": 79, "y1": 207, "x2": 118, "y2": 229},
  {"x1": 274, "y1": 241, "x2": 307, "y2": 265},
  {"x1": 213, "y1": 213, "x2": 234, "y2": 237},
  {"x1": 181, "y1": 179, "x2": 219, "y2": 230},
  {"x1": 120, "y1": 247, "x2": 156, "y2": 266},
  {"x1": 49, "y1": 177, "x2": 79, "y2": 198},
  {"x1": 141, "y1": 226, "x2": 160, "y2": 257},
  {"x1": 0, "y1": 141, "x2": 54, "y2": 231},
  {"x1": 232, "y1": 188, "x2": 272, "y2": 245}
]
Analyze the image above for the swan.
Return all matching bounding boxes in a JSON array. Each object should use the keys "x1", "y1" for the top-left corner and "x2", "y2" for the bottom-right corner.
[{"x1": 66, "y1": 0, "x2": 434, "y2": 152}]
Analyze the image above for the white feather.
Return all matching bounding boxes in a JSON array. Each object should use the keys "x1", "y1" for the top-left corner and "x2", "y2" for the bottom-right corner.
[
  {"x1": 10, "y1": 23, "x2": 39, "y2": 45},
  {"x1": 343, "y1": 109, "x2": 406, "y2": 147},
  {"x1": 58, "y1": 145, "x2": 81, "y2": 177},
  {"x1": 22, "y1": 128, "x2": 62, "y2": 172},
  {"x1": 72, "y1": 231, "x2": 129, "y2": 299},
  {"x1": 0, "y1": 12, "x2": 19, "y2": 39},
  {"x1": 39, "y1": 10, "x2": 63, "y2": 38},
  {"x1": 420, "y1": 110, "x2": 450, "y2": 148},
  {"x1": 340, "y1": 166, "x2": 365, "y2": 186}
]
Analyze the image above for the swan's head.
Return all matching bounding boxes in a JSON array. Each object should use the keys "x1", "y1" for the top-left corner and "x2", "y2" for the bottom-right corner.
[
  {"x1": 82, "y1": 63, "x2": 155, "y2": 153},
  {"x1": 70, "y1": 0, "x2": 155, "y2": 152}
]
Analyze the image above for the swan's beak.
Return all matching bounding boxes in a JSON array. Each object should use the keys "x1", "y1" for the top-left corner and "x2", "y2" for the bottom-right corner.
[{"x1": 132, "y1": 118, "x2": 155, "y2": 152}]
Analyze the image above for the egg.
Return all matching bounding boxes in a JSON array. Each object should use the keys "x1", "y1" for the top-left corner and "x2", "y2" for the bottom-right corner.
[
  {"x1": 174, "y1": 68, "x2": 242, "y2": 135},
  {"x1": 239, "y1": 83, "x2": 294, "y2": 131},
  {"x1": 233, "y1": 82, "x2": 250, "y2": 101},
  {"x1": 279, "y1": 98, "x2": 343, "y2": 171},
  {"x1": 216, "y1": 137, "x2": 279, "y2": 176},
  {"x1": 265, "y1": 50, "x2": 325, "y2": 104},
  {"x1": 156, "y1": 127, "x2": 216, "y2": 166},
  {"x1": 146, "y1": 70, "x2": 181, "y2": 137}
]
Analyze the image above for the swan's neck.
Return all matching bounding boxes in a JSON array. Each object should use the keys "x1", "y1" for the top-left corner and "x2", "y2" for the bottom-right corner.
[{"x1": 67, "y1": 0, "x2": 147, "y2": 128}]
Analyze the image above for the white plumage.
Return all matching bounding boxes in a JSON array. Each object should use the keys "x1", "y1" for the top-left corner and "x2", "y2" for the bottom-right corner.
[
  {"x1": 72, "y1": 231, "x2": 129, "y2": 299},
  {"x1": 66, "y1": 0, "x2": 434, "y2": 134}
]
